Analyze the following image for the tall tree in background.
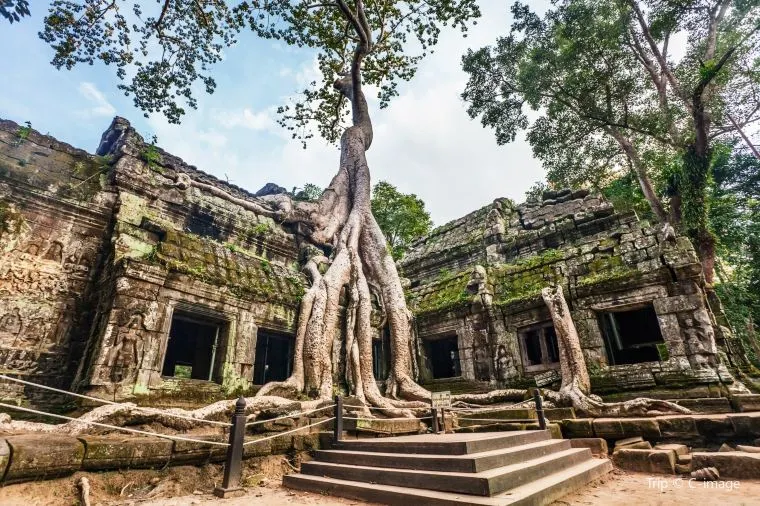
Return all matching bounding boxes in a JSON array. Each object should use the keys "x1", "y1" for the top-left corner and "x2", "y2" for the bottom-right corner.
[
  {"x1": 35, "y1": 0, "x2": 480, "y2": 411},
  {"x1": 371, "y1": 181, "x2": 432, "y2": 260},
  {"x1": 462, "y1": 0, "x2": 760, "y2": 284}
]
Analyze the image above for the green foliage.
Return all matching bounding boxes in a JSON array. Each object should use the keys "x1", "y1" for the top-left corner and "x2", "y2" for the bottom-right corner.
[
  {"x1": 38, "y1": 1, "x2": 480, "y2": 143},
  {"x1": 293, "y1": 183, "x2": 323, "y2": 202},
  {"x1": 461, "y1": 0, "x2": 760, "y2": 256},
  {"x1": 371, "y1": 181, "x2": 433, "y2": 260},
  {"x1": 141, "y1": 140, "x2": 161, "y2": 173},
  {"x1": 14, "y1": 121, "x2": 32, "y2": 145},
  {"x1": 1, "y1": 0, "x2": 30, "y2": 24}
]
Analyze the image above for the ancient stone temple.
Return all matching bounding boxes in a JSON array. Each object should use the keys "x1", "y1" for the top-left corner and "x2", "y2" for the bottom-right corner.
[
  {"x1": 0, "y1": 116, "x2": 754, "y2": 410},
  {"x1": 401, "y1": 192, "x2": 752, "y2": 399}
]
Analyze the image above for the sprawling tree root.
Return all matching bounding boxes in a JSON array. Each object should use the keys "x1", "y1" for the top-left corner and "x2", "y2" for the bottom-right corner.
[
  {"x1": 0, "y1": 396, "x2": 309, "y2": 435},
  {"x1": 540, "y1": 285, "x2": 691, "y2": 417},
  {"x1": 255, "y1": 25, "x2": 429, "y2": 418}
]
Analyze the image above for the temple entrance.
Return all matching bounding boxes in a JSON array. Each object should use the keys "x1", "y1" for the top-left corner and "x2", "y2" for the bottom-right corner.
[
  {"x1": 372, "y1": 326, "x2": 392, "y2": 380},
  {"x1": 161, "y1": 312, "x2": 222, "y2": 381},
  {"x1": 599, "y1": 304, "x2": 665, "y2": 365},
  {"x1": 253, "y1": 330, "x2": 294, "y2": 385},
  {"x1": 518, "y1": 322, "x2": 560, "y2": 373},
  {"x1": 426, "y1": 335, "x2": 461, "y2": 379}
]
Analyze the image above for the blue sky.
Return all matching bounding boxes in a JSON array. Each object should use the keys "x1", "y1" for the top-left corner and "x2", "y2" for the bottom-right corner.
[{"x1": 0, "y1": 1, "x2": 547, "y2": 225}]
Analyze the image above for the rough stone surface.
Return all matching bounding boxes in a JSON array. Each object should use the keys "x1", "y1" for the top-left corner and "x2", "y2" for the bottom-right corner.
[
  {"x1": 691, "y1": 452, "x2": 760, "y2": 479},
  {"x1": 612, "y1": 448, "x2": 676, "y2": 474},
  {"x1": 654, "y1": 443, "x2": 689, "y2": 456},
  {"x1": 79, "y1": 435, "x2": 173, "y2": 470},
  {"x1": 4, "y1": 434, "x2": 85, "y2": 483},
  {"x1": 569, "y1": 438, "x2": 608, "y2": 456}
]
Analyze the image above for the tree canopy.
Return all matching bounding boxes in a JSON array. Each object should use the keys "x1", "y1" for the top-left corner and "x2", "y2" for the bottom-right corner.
[
  {"x1": 34, "y1": 0, "x2": 479, "y2": 145},
  {"x1": 462, "y1": 0, "x2": 760, "y2": 283},
  {"x1": 371, "y1": 181, "x2": 432, "y2": 260}
]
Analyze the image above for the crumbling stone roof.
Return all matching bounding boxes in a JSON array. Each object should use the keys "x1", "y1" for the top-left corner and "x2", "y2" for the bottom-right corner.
[{"x1": 402, "y1": 188, "x2": 699, "y2": 317}]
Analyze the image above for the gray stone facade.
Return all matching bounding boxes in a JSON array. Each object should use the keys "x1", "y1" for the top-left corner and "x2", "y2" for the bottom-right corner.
[{"x1": 401, "y1": 189, "x2": 752, "y2": 397}]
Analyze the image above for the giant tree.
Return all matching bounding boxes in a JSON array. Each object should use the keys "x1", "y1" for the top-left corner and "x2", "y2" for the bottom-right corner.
[
  {"x1": 34, "y1": 0, "x2": 479, "y2": 413},
  {"x1": 462, "y1": 0, "x2": 760, "y2": 284}
]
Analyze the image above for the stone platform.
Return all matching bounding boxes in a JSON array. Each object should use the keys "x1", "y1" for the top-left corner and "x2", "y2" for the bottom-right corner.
[{"x1": 284, "y1": 431, "x2": 612, "y2": 505}]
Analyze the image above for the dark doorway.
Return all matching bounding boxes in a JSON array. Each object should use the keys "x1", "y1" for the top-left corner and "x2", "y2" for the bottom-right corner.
[
  {"x1": 426, "y1": 336, "x2": 461, "y2": 379},
  {"x1": 599, "y1": 304, "x2": 665, "y2": 365},
  {"x1": 162, "y1": 313, "x2": 221, "y2": 381},
  {"x1": 518, "y1": 322, "x2": 560, "y2": 372},
  {"x1": 253, "y1": 330, "x2": 294, "y2": 385},
  {"x1": 373, "y1": 326, "x2": 392, "y2": 381}
]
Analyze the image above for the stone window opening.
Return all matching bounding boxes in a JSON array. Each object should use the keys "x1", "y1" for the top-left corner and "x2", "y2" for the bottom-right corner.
[
  {"x1": 518, "y1": 322, "x2": 560, "y2": 373},
  {"x1": 372, "y1": 326, "x2": 392, "y2": 381},
  {"x1": 161, "y1": 312, "x2": 224, "y2": 382},
  {"x1": 425, "y1": 335, "x2": 461, "y2": 379},
  {"x1": 253, "y1": 330, "x2": 294, "y2": 385},
  {"x1": 598, "y1": 304, "x2": 665, "y2": 365}
]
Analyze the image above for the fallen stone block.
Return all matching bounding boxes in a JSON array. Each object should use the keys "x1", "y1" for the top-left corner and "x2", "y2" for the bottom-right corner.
[
  {"x1": 691, "y1": 452, "x2": 760, "y2": 479},
  {"x1": 678, "y1": 454, "x2": 692, "y2": 465},
  {"x1": 612, "y1": 449, "x2": 676, "y2": 474},
  {"x1": 80, "y1": 435, "x2": 173, "y2": 470},
  {"x1": 0, "y1": 440, "x2": 9, "y2": 478},
  {"x1": 4, "y1": 434, "x2": 85, "y2": 483},
  {"x1": 562, "y1": 419, "x2": 594, "y2": 438},
  {"x1": 657, "y1": 415, "x2": 699, "y2": 439},
  {"x1": 570, "y1": 438, "x2": 608, "y2": 457},
  {"x1": 613, "y1": 436, "x2": 651, "y2": 451},
  {"x1": 719, "y1": 443, "x2": 734, "y2": 452},
  {"x1": 171, "y1": 435, "x2": 228, "y2": 465},
  {"x1": 727, "y1": 413, "x2": 760, "y2": 438},
  {"x1": 736, "y1": 445, "x2": 760, "y2": 453},
  {"x1": 676, "y1": 463, "x2": 691, "y2": 474},
  {"x1": 730, "y1": 394, "x2": 760, "y2": 412},
  {"x1": 695, "y1": 415, "x2": 736, "y2": 440},
  {"x1": 654, "y1": 443, "x2": 689, "y2": 456}
]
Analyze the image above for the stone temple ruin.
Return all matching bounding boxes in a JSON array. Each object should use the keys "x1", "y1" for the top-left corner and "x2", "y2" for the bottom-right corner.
[{"x1": 0, "y1": 117, "x2": 756, "y2": 412}]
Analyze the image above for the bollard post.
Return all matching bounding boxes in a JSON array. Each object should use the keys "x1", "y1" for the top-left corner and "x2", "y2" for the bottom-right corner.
[
  {"x1": 333, "y1": 395, "x2": 343, "y2": 444},
  {"x1": 533, "y1": 390, "x2": 547, "y2": 431},
  {"x1": 431, "y1": 408, "x2": 439, "y2": 434},
  {"x1": 440, "y1": 408, "x2": 446, "y2": 433},
  {"x1": 214, "y1": 396, "x2": 246, "y2": 498}
]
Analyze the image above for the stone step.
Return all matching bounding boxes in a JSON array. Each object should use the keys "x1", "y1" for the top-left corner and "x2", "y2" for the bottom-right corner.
[
  {"x1": 333, "y1": 430, "x2": 551, "y2": 455},
  {"x1": 284, "y1": 457, "x2": 613, "y2": 505},
  {"x1": 315, "y1": 439, "x2": 571, "y2": 473},
  {"x1": 300, "y1": 447, "x2": 591, "y2": 496}
]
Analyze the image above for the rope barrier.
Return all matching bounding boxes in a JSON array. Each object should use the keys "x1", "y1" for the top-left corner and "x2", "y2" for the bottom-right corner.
[
  {"x1": 242, "y1": 417, "x2": 335, "y2": 446},
  {"x1": 0, "y1": 375, "x2": 232, "y2": 427},
  {"x1": 342, "y1": 416, "x2": 432, "y2": 421},
  {"x1": 244, "y1": 404, "x2": 335, "y2": 427},
  {"x1": 342, "y1": 404, "x2": 421, "y2": 411},
  {"x1": 456, "y1": 417, "x2": 536, "y2": 423},
  {"x1": 446, "y1": 405, "x2": 529, "y2": 414},
  {"x1": 0, "y1": 402, "x2": 231, "y2": 447}
]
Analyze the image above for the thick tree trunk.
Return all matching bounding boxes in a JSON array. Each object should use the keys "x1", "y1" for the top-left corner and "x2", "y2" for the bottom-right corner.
[
  {"x1": 540, "y1": 285, "x2": 690, "y2": 417},
  {"x1": 255, "y1": 46, "x2": 429, "y2": 414}
]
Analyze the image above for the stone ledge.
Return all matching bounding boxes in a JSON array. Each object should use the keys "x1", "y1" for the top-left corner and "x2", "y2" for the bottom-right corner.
[
  {"x1": 79, "y1": 435, "x2": 173, "y2": 470},
  {"x1": 691, "y1": 452, "x2": 760, "y2": 479},
  {"x1": 4, "y1": 434, "x2": 85, "y2": 483}
]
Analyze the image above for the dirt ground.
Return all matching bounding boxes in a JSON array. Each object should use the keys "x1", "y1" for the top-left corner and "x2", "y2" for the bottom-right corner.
[{"x1": 2, "y1": 465, "x2": 760, "y2": 505}]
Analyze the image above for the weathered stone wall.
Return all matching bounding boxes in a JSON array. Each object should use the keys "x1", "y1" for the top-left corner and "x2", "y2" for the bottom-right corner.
[
  {"x1": 0, "y1": 120, "x2": 116, "y2": 410},
  {"x1": 0, "y1": 117, "x2": 307, "y2": 407},
  {"x1": 402, "y1": 189, "x2": 752, "y2": 396}
]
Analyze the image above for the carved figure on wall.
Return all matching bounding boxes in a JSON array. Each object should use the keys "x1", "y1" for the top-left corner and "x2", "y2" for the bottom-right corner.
[
  {"x1": 42, "y1": 241, "x2": 63, "y2": 263},
  {"x1": 0, "y1": 308, "x2": 22, "y2": 335},
  {"x1": 495, "y1": 344, "x2": 514, "y2": 381},
  {"x1": 484, "y1": 206, "x2": 505, "y2": 238},
  {"x1": 107, "y1": 313, "x2": 146, "y2": 383}
]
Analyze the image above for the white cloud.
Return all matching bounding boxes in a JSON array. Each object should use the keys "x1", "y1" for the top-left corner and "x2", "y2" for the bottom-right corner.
[
  {"x1": 77, "y1": 82, "x2": 116, "y2": 117},
  {"x1": 140, "y1": 0, "x2": 548, "y2": 225},
  {"x1": 213, "y1": 108, "x2": 275, "y2": 131}
]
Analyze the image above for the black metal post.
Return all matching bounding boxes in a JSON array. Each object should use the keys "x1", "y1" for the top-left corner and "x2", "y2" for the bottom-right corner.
[
  {"x1": 533, "y1": 390, "x2": 547, "y2": 431},
  {"x1": 431, "y1": 408, "x2": 439, "y2": 434},
  {"x1": 214, "y1": 396, "x2": 246, "y2": 498},
  {"x1": 440, "y1": 408, "x2": 446, "y2": 433},
  {"x1": 333, "y1": 395, "x2": 343, "y2": 444}
]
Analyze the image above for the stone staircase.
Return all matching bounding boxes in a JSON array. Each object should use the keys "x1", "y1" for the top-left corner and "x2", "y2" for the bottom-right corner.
[{"x1": 284, "y1": 431, "x2": 612, "y2": 505}]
